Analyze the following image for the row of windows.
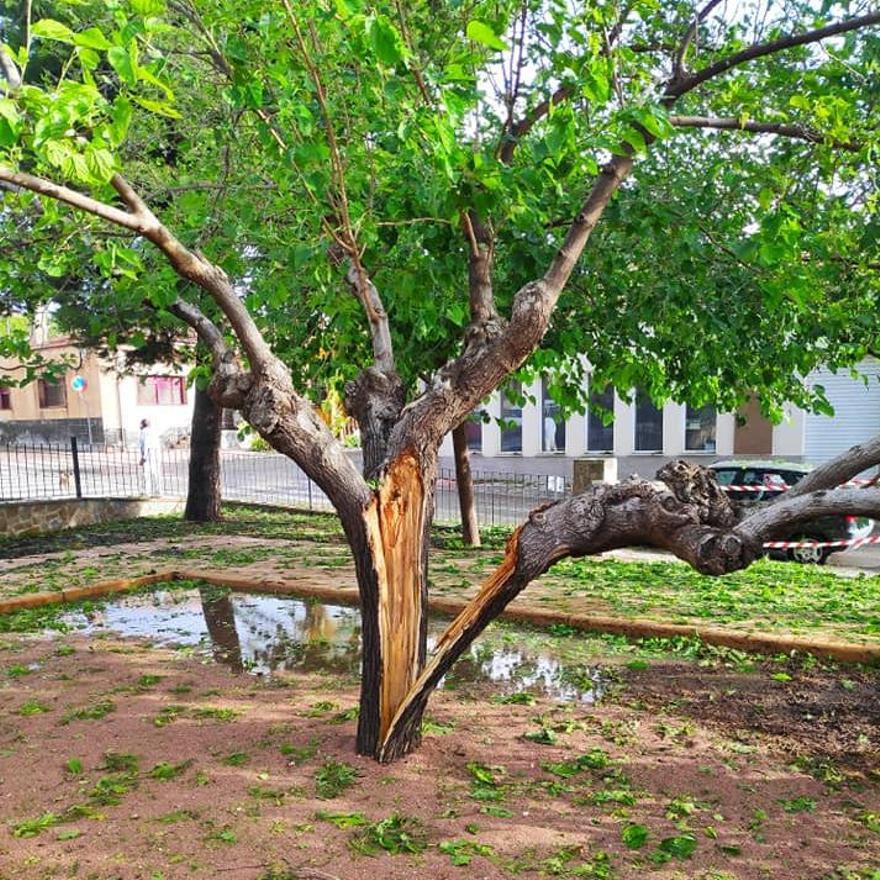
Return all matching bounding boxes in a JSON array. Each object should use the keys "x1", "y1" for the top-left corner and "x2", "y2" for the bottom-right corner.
[
  {"x1": 0, "y1": 376, "x2": 187, "y2": 412},
  {"x1": 470, "y1": 382, "x2": 717, "y2": 454}
]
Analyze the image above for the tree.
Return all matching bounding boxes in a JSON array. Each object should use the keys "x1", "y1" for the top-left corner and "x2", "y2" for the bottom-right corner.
[{"x1": 2, "y1": 0, "x2": 880, "y2": 762}]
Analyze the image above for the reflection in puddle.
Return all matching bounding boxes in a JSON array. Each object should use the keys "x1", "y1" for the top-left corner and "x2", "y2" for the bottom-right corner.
[{"x1": 61, "y1": 589, "x2": 604, "y2": 702}]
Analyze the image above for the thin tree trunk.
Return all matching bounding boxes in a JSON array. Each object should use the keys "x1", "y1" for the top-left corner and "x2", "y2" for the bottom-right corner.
[
  {"x1": 452, "y1": 423, "x2": 481, "y2": 547},
  {"x1": 184, "y1": 385, "x2": 223, "y2": 522}
]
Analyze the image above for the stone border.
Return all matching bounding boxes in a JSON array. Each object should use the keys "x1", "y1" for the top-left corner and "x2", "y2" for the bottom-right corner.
[
  {"x1": 0, "y1": 497, "x2": 183, "y2": 538},
  {"x1": 1, "y1": 567, "x2": 878, "y2": 665}
]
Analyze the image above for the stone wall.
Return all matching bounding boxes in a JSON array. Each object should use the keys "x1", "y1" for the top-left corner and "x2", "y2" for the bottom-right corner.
[
  {"x1": 0, "y1": 497, "x2": 183, "y2": 538},
  {"x1": 0, "y1": 418, "x2": 106, "y2": 446}
]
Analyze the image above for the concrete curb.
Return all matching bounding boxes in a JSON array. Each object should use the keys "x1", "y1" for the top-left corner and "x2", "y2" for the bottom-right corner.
[{"x1": 1, "y1": 568, "x2": 877, "y2": 665}]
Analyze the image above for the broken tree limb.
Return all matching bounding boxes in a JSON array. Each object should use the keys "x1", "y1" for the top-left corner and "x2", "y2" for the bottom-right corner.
[{"x1": 378, "y1": 462, "x2": 880, "y2": 760}]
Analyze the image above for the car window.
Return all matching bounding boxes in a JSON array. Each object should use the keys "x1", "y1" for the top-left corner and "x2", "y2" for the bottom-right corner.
[
  {"x1": 711, "y1": 469, "x2": 740, "y2": 485},
  {"x1": 780, "y1": 471, "x2": 805, "y2": 485},
  {"x1": 741, "y1": 470, "x2": 758, "y2": 485}
]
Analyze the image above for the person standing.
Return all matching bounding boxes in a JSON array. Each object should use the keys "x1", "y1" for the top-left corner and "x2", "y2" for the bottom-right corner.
[{"x1": 139, "y1": 418, "x2": 162, "y2": 496}]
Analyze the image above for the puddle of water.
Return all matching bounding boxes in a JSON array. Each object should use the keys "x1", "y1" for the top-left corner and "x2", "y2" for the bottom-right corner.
[{"x1": 59, "y1": 588, "x2": 604, "y2": 703}]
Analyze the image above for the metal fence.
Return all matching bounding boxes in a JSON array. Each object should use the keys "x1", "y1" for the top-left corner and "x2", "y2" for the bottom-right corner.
[{"x1": 0, "y1": 440, "x2": 570, "y2": 527}]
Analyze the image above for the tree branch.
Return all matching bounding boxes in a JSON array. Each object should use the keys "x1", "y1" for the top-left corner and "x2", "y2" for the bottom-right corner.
[
  {"x1": 167, "y1": 300, "x2": 251, "y2": 408},
  {"x1": 673, "y1": 0, "x2": 724, "y2": 80},
  {"x1": 379, "y1": 457, "x2": 880, "y2": 758},
  {"x1": 669, "y1": 115, "x2": 860, "y2": 150},
  {"x1": 781, "y1": 435, "x2": 880, "y2": 500},
  {"x1": 666, "y1": 12, "x2": 880, "y2": 99},
  {"x1": 0, "y1": 168, "x2": 152, "y2": 233}
]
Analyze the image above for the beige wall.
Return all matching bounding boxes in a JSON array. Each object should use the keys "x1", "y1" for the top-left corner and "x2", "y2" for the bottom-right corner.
[
  {"x1": 0, "y1": 337, "x2": 195, "y2": 444},
  {"x1": 0, "y1": 340, "x2": 103, "y2": 423}
]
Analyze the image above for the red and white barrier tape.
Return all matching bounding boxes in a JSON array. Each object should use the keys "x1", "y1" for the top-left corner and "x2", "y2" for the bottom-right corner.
[
  {"x1": 763, "y1": 534, "x2": 880, "y2": 550},
  {"x1": 722, "y1": 478, "x2": 873, "y2": 493}
]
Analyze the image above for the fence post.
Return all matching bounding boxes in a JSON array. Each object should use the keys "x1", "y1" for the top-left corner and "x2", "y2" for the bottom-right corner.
[{"x1": 70, "y1": 436, "x2": 83, "y2": 499}]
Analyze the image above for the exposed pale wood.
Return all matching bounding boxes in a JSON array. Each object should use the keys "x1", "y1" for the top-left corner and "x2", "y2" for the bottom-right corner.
[{"x1": 370, "y1": 453, "x2": 426, "y2": 740}]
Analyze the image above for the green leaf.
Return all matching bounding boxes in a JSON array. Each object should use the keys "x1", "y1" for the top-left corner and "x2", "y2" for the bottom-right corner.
[
  {"x1": 131, "y1": 96, "x2": 182, "y2": 118},
  {"x1": 108, "y1": 45, "x2": 137, "y2": 87},
  {"x1": 658, "y1": 834, "x2": 697, "y2": 860},
  {"x1": 622, "y1": 823, "x2": 649, "y2": 849},
  {"x1": 85, "y1": 147, "x2": 115, "y2": 183},
  {"x1": 31, "y1": 19, "x2": 76, "y2": 44},
  {"x1": 74, "y1": 27, "x2": 112, "y2": 51},
  {"x1": 109, "y1": 97, "x2": 133, "y2": 146},
  {"x1": 131, "y1": 0, "x2": 166, "y2": 15},
  {"x1": 466, "y1": 20, "x2": 508, "y2": 52},
  {"x1": 0, "y1": 99, "x2": 20, "y2": 147},
  {"x1": 367, "y1": 15, "x2": 407, "y2": 66}
]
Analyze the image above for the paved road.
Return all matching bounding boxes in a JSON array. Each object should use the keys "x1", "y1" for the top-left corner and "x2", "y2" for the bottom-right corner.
[{"x1": 3, "y1": 446, "x2": 880, "y2": 574}]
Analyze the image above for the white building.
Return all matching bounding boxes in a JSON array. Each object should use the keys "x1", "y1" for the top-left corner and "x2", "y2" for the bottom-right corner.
[{"x1": 442, "y1": 358, "x2": 880, "y2": 478}]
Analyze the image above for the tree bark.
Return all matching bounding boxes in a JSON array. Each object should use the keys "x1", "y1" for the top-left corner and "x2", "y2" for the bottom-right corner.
[
  {"x1": 184, "y1": 385, "x2": 223, "y2": 522},
  {"x1": 343, "y1": 450, "x2": 436, "y2": 759},
  {"x1": 452, "y1": 422, "x2": 481, "y2": 547},
  {"x1": 378, "y1": 461, "x2": 880, "y2": 758}
]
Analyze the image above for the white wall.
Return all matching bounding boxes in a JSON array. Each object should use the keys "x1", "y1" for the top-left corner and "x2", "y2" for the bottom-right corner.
[{"x1": 117, "y1": 367, "x2": 195, "y2": 444}]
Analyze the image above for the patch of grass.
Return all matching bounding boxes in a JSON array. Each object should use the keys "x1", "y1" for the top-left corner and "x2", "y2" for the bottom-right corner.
[
  {"x1": 157, "y1": 810, "x2": 199, "y2": 824},
  {"x1": 421, "y1": 717, "x2": 455, "y2": 736},
  {"x1": 304, "y1": 700, "x2": 337, "y2": 717},
  {"x1": 62, "y1": 700, "x2": 115, "y2": 724},
  {"x1": 222, "y1": 752, "x2": 250, "y2": 767},
  {"x1": 136, "y1": 674, "x2": 164, "y2": 689},
  {"x1": 280, "y1": 738, "x2": 319, "y2": 765},
  {"x1": 439, "y1": 838, "x2": 496, "y2": 866},
  {"x1": 206, "y1": 827, "x2": 237, "y2": 845},
  {"x1": 315, "y1": 759, "x2": 360, "y2": 799},
  {"x1": 102, "y1": 752, "x2": 139, "y2": 773},
  {"x1": 17, "y1": 699, "x2": 50, "y2": 716},
  {"x1": 153, "y1": 704, "x2": 187, "y2": 727},
  {"x1": 315, "y1": 811, "x2": 367, "y2": 829},
  {"x1": 248, "y1": 785, "x2": 289, "y2": 804},
  {"x1": 349, "y1": 814, "x2": 428, "y2": 856},
  {"x1": 192, "y1": 707, "x2": 239, "y2": 722},
  {"x1": 89, "y1": 772, "x2": 138, "y2": 806},
  {"x1": 149, "y1": 760, "x2": 193, "y2": 781},
  {"x1": 780, "y1": 796, "x2": 817, "y2": 813},
  {"x1": 0, "y1": 606, "x2": 68, "y2": 634},
  {"x1": 5, "y1": 664, "x2": 31, "y2": 677},
  {"x1": 11, "y1": 812, "x2": 61, "y2": 838}
]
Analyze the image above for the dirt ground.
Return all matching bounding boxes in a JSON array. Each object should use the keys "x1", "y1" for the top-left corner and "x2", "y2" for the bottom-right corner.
[
  {"x1": 1, "y1": 627, "x2": 878, "y2": 880},
  {"x1": 1, "y1": 510, "x2": 879, "y2": 879}
]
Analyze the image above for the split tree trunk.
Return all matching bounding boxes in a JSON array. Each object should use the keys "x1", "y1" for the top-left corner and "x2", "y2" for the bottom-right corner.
[
  {"x1": 184, "y1": 385, "x2": 223, "y2": 522},
  {"x1": 345, "y1": 451, "x2": 436, "y2": 760},
  {"x1": 452, "y1": 422, "x2": 481, "y2": 547}
]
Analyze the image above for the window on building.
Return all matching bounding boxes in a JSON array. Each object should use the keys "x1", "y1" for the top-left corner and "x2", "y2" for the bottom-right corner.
[
  {"x1": 0, "y1": 386, "x2": 11, "y2": 411},
  {"x1": 137, "y1": 376, "x2": 187, "y2": 406},
  {"x1": 634, "y1": 389, "x2": 663, "y2": 452},
  {"x1": 587, "y1": 384, "x2": 614, "y2": 452},
  {"x1": 499, "y1": 382, "x2": 522, "y2": 453},
  {"x1": 685, "y1": 404, "x2": 717, "y2": 452},
  {"x1": 38, "y1": 378, "x2": 67, "y2": 408},
  {"x1": 541, "y1": 378, "x2": 565, "y2": 453}
]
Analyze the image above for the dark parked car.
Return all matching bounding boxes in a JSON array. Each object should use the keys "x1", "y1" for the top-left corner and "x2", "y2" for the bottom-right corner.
[{"x1": 708, "y1": 460, "x2": 873, "y2": 564}]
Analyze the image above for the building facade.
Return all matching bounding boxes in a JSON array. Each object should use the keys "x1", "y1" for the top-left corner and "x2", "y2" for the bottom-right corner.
[
  {"x1": 443, "y1": 359, "x2": 880, "y2": 478},
  {"x1": 0, "y1": 335, "x2": 194, "y2": 447}
]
